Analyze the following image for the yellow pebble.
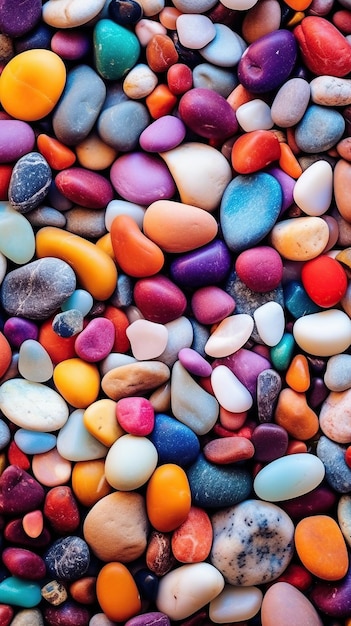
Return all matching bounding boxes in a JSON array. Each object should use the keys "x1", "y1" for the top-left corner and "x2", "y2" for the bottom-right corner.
[
  {"x1": 0, "y1": 49, "x2": 66, "y2": 121},
  {"x1": 53, "y1": 358, "x2": 100, "y2": 408},
  {"x1": 83, "y1": 399, "x2": 124, "y2": 447}
]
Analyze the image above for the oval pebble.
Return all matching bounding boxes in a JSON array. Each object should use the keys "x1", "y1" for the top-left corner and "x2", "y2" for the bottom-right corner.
[
  {"x1": 293, "y1": 309, "x2": 351, "y2": 356},
  {"x1": 209, "y1": 585, "x2": 263, "y2": 623},
  {"x1": 293, "y1": 160, "x2": 333, "y2": 216},
  {"x1": 105, "y1": 434, "x2": 158, "y2": 490},
  {"x1": 254, "y1": 453, "x2": 326, "y2": 501},
  {"x1": 261, "y1": 582, "x2": 323, "y2": 626}
]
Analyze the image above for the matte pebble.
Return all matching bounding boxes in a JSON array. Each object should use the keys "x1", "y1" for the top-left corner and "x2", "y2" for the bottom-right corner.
[
  {"x1": 261, "y1": 582, "x2": 323, "y2": 626},
  {"x1": 324, "y1": 354, "x2": 351, "y2": 391},
  {"x1": 187, "y1": 453, "x2": 252, "y2": 508},
  {"x1": 317, "y1": 435, "x2": 351, "y2": 492},
  {"x1": 254, "y1": 453, "x2": 325, "y2": 501},
  {"x1": 104, "y1": 434, "x2": 158, "y2": 490},
  {"x1": 56, "y1": 409, "x2": 108, "y2": 461},
  {"x1": 171, "y1": 360, "x2": 219, "y2": 435},
  {"x1": 295, "y1": 515, "x2": 349, "y2": 580},
  {"x1": 0, "y1": 202, "x2": 35, "y2": 264},
  {"x1": 0, "y1": 378, "x2": 68, "y2": 431},
  {"x1": 148, "y1": 412, "x2": 200, "y2": 466}
]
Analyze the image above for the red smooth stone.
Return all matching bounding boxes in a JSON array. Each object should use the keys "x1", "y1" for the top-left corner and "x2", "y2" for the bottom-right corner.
[
  {"x1": 167, "y1": 63, "x2": 193, "y2": 95},
  {"x1": 294, "y1": 16, "x2": 351, "y2": 77},
  {"x1": 275, "y1": 562, "x2": 313, "y2": 591},
  {"x1": 332, "y1": 10, "x2": 351, "y2": 34},
  {"x1": 0, "y1": 165, "x2": 12, "y2": 200},
  {"x1": 116, "y1": 397, "x2": 155, "y2": 436},
  {"x1": 44, "y1": 486, "x2": 80, "y2": 534},
  {"x1": 133, "y1": 275, "x2": 187, "y2": 323},
  {"x1": 203, "y1": 436, "x2": 255, "y2": 464},
  {"x1": 301, "y1": 255, "x2": 347, "y2": 308},
  {"x1": 0, "y1": 605, "x2": 13, "y2": 626},
  {"x1": 39, "y1": 317, "x2": 77, "y2": 365},
  {"x1": 146, "y1": 34, "x2": 179, "y2": 73},
  {"x1": 104, "y1": 306, "x2": 130, "y2": 353},
  {"x1": 2, "y1": 547, "x2": 46, "y2": 580},
  {"x1": 4, "y1": 518, "x2": 51, "y2": 548},
  {"x1": 231, "y1": 130, "x2": 281, "y2": 174},
  {"x1": 7, "y1": 441, "x2": 30, "y2": 471},
  {"x1": 55, "y1": 167, "x2": 114, "y2": 209}
]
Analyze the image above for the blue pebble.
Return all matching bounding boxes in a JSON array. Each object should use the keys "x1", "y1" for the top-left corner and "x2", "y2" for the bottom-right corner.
[
  {"x1": 149, "y1": 413, "x2": 200, "y2": 467},
  {"x1": 61, "y1": 290, "x2": 93, "y2": 316},
  {"x1": 14, "y1": 429, "x2": 56, "y2": 455},
  {"x1": 186, "y1": 453, "x2": 252, "y2": 508},
  {"x1": 189, "y1": 318, "x2": 210, "y2": 359},
  {"x1": 220, "y1": 172, "x2": 282, "y2": 253},
  {"x1": 0, "y1": 420, "x2": 11, "y2": 451},
  {"x1": 295, "y1": 104, "x2": 345, "y2": 153},
  {"x1": 134, "y1": 568, "x2": 159, "y2": 602},
  {"x1": 317, "y1": 435, "x2": 351, "y2": 493},
  {"x1": 284, "y1": 280, "x2": 321, "y2": 318},
  {"x1": 110, "y1": 273, "x2": 134, "y2": 308},
  {"x1": 15, "y1": 23, "x2": 52, "y2": 53}
]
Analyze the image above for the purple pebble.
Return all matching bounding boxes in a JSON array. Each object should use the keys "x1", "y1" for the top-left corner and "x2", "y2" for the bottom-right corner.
[
  {"x1": 170, "y1": 240, "x2": 232, "y2": 289},
  {"x1": 0, "y1": 121, "x2": 35, "y2": 164},
  {"x1": 3, "y1": 317, "x2": 38, "y2": 348},
  {"x1": 110, "y1": 152, "x2": 176, "y2": 204},
  {"x1": 51, "y1": 30, "x2": 91, "y2": 60},
  {"x1": 178, "y1": 347, "x2": 212, "y2": 377},
  {"x1": 179, "y1": 88, "x2": 238, "y2": 140},
  {"x1": 191, "y1": 285, "x2": 235, "y2": 325},
  {"x1": 251, "y1": 423, "x2": 289, "y2": 462},
  {"x1": 139, "y1": 115, "x2": 186, "y2": 152}
]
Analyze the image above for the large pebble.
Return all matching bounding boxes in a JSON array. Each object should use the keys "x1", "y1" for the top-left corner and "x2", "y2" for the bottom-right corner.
[
  {"x1": 179, "y1": 88, "x2": 238, "y2": 140},
  {"x1": 310, "y1": 75, "x2": 351, "y2": 105},
  {"x1": 270, "y1": 216, "x2": 330, "y2": 261},
  {"x1": 294, "y1": 104, "x2": 345, "y2": 153},
  {"x1": 295, "y1": 514, "x2": 349, "y2": 580},
  {"x1": 294, "y1": 15, "x2": 351, "y2": 77},
  {"x1": 149, "y1": 413, "x2": 200, "y2": 467},
  {"x1": 9, "y1": 152, "x2": 51, "y2": 214},
  {"x1": 293, "y1": 309, "x2": 351, "y2": 356},
  {"x1": 254, "y1": 453, "x2": 325, "y2": 501},
  {"x1": 110, "y1": 152, "x2": 175, "y2": 204},
  {"x1": 44, "y1": 536, "x2": 90, "y2": 581},
  {"x1": 319, "y1": 388, "x2": 351, "y2": 443},
  {"x1": 210, "y1": 500, "x2": 294, "y2": 585},
  {"x1": 261, "y1": 582, "x2": 323, "y2": 626},
  {"x1": 98, "y1": 100, "x2": 150, "y2": 152},
  {"x1": 102, "y1": 361, "x2": 170, "y2": 401},
  {"x1": 105, "y1": 435, "x2": 158, "y2": 490},
  {"x1": 42, "y1": 0, "x2": 106, "y2": 27},
  {"x1": 187, "y1": 453, "x2": 252, "y2": 508},
  {"x1": 171, "y1": 360, "x2": 219, "y2": 435},
  {"x1": 94, "y1": 18, "x2": 140, "y2": 80}
]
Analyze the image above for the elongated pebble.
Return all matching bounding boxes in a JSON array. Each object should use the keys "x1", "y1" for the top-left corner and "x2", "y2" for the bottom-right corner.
[
  {"x1": 171, "y1": 360, "x2": 219, "y2": 435},
  {"x1": 57, "y1": 409, "x2": 108, "y2": 462},
  {"x1": 0, "y1": 378, "x2": 68, "y2": 431},
  {"x1": 271, "y1": 78, "x2": 311, "y2": 127},
  {"x1": 293, "y1": 309, "x2": 351, "y2": 356},
  {"x1": 254, "y1": 453, "x2": 325, "y2": 501},
  {"x1": 102, "y1": 361, "x2": 170, "y2": 401},
  {"x1": 205, "y1": 314, "x2": 254, "y2": 357},
  {"x1": 211, "y1": 365, "x2": 253, "y2": 412},
  {"x1": 0, "y1": 202, "x2": 35, "y2": 264}
]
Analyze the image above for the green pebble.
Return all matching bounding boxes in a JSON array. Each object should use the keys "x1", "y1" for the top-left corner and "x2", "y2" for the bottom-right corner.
[
  {"x1": 270, "y1": 332, "x2": 295, "y2": 371},
  {"x1": 0, "y1": 577, "x2": 41, "y2": 608},
  {"x1": 93, "y1": 18, "x2": 140, "y2": 80}
]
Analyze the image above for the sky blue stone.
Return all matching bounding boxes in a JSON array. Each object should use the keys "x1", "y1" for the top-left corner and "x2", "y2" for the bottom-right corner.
[
  {"x1": 149, "y1": 413, "x2": 200, "y2": 467},
  {"x1": 295, "y1": 104, "x2": 345, "y2": 153},
  {"x1": 61, "y1": 289, "x2": 93, "y2": 316},
  {"x1": 14, "y1": 429, "x2": 56, "y2": 455},
  {"x1": 220, "y1": 172, "x2": 282, "y2": 253},
  {"x1": 187, "y1": 453, "x2": 252, "y2": 508}
]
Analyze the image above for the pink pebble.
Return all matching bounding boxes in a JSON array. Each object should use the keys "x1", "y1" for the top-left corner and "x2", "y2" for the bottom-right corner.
[
  {"x1": 110, "y1": 152, "x2": 176, "y2": 204},
  {"x1": 139, "y1": 115, "x2": 186, "y2": 152},
  {"x1": 51, "y1": 30, "x2": 91, "y2": 60},
  {"x1": 191, "y1": 286, "x2": 235, "y2": 325},
  {"x1": 235, "y1": 246, "x2": 284, "y2": 292},
  {"x1": 55, "y1": 167, "x2": 114, "y2": 209},
  {"x1": 116, "y1": 397, "x2": 155, "y2": 436},
  {"x1": 75, "y1": 318, "x2": 115, "y2": 362},
  {"x1": 178, "y1": 348, "x2": 213, "y2": 377}
]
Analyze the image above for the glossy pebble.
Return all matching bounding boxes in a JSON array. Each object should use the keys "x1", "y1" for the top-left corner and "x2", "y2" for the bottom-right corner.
[
  {"x1": 293, "y1": 309, "x2": 351, "y2": 356},
  {"x1": 209, "y1": 585, "x2": 262, "y2": 623},
  {"x1": 270, "y1": 216, "x2": 330, "y2": 261},
  {"x1": 146, "y1": 463, "x2": 191, "y2": 532},
  {"x1": 253, "y1": 301, "x2": 285, "y2": 346},
  {"x1": 105, "y1": 434, "x2": 158, "y2": 490},
  {"x1": 53, "y1": 358, "x2": 100, "y2": 408},
  {"x1": 18, "y1": 339, "x2": 53, "y2": 383},
  {"x1": 295, "y1": 515, "x2": 349, "y2": 580},
  {"x1": 254, "y1": 453, "x2": 325, "y2": 501},
  {"x1": 57, "y1": 409, "x2": 108, "y2": 462},
  {"x1": 261, "y1": 582, "x2": 323, "y2": 626},
  {"x1": 205, "y1": 314, "x2": 254, "y2": 357},
  {"x1": 293, "y1": 160, "x2": 333, "y2": 216},
  {"x1": 96, "y1": 562, "x2": 141, "y2": 622}
]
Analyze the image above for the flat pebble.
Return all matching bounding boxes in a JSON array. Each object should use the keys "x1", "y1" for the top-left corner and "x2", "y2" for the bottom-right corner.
[
  {"x1": 209, "y1": 585, "x2": 262, "y2": 623},
  {"x1": 261, "y1": 582, "x2": 323, "y2": 626},
  {"x1": 187, "y1": 453, "x2": 252, "y2": 508},
  {"x1": 254, "y1": 453, "x2": 325, "y2": 501},
  {"x1": 205, "y1": 314, "x2": 254, "y2": 357}
]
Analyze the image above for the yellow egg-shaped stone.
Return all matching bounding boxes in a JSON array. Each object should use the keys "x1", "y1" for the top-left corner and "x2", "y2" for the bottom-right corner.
[
  {"x1": 0, "y1": 49, "x2": 66, "y2": 121},
  {"x1": 72, "y1": 460, "x2": 112, "y2": 507},
  {"x1": 53, "y1": 358, "x2": 100, "y2": 408},
  {"x1": 83, "y1": 399, "x2": 124, "y2": 447}
]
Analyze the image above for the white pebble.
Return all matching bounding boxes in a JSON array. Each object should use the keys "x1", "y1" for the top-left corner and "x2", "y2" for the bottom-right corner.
[
  {"x1": 176, "y1": 14, "x2": 216, "y2": 49},
  {"x1": 156, "y1": 562, "x2": 224, "y2": 620},
  {"x1": 126, "y1": 319, "x2": 169, "y2": 360},
  {"x1": 209, "y1": 585, "x2": 263, "y2": 623},
  {"x1": 105, "y1": 434, "x2": 158, "y2": 490},
  {"x1": 42, "y1": 0, "x2": 106, "y2": 27},
  {"x1": 236, "y1": 99, "x2": 273, "y2": 131},
  {"x1": 310, "y1": 75, "x2": 351, "y2": 106},
  {"x1": 293, "y1": 309, "x2": 351, "y2": 357},
  {"x1": 123, "y1": 63, "x2": 158, "y2": 99},
  {"x1": 220, "y1": 0, "x2": 258, "y2": 8},
  {"x1": 135, "y1": 18, "x2": 166, "y2": 46},
  {"x1": 253, "y1": 301, "x2": 285, "y2": 347},
  {"x1": 18, "y1": 339, "x2": 53, "y2": 383},
  {"x1": 205, "y1": 314, "x2": 254, "y2": 358},
  {"x1": 211, "y1": 365, "x2": 253, "y2": 412},
  {"x1": 105, "y1": 199, "x2": 145, "y2": 230},
  {"x1": 0, "y1": 251, "x2": 7, "y2": 284},
  {"x1": 293, "y1": 160, "x2": 333, "y2": 216},
  {"x1": 199, "y1": 24, "x2": 246, "y2": 67}
]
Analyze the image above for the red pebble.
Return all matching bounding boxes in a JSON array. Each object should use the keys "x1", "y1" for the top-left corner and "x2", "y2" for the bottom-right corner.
[
  {"x1": 301, "y1": 255, "x2": 347, "y2": 308},
  {"x1": 133, "y1": 275, "x2": 187, "y2": 324},
  {"x1": 167, "y1": 63, "x2": 193, "y2": 95},
  {"x1": 345, "y1": 446, "x2": 351, "y2": 468},
  {"x1": 44, "y1": 486, "x2": 80, "y2": 534},
  {"x1": 0, "y1": 165, "x2": 12, "y2": 200},
  {"x1": 332, "y1": 10, "x2": 351, "y2": 34},
  {"x1": 104, "y1": 306, "x2": 130, "y2": 353},
  {"x1": 0, "y1": 605, "x2": 14, "y2": 626},
  {"x1": 231, "y1": 130, "x2": 281, "y2": 174},
  {"x1": 203, "y1": 436, "x2": 255, "y2": 463},
  {"x1": 22, "y1": 509, "x2": 44, "y2": 538},
  {"x1": 55, "y1": 167, "x2": 114, "y2": 209},
  {"x1": 7, "y1": 441, "x2": 30, "y2": 471},
  {"x1": 0, "y1": 332, "x2": 12, "y2": 379},
  {"x1": 219, "y1": 408, "x2": 247, "y2": 431},
  {"x1": 294, "y1": 16, "x2": 351, "y2": 76},
  {"x1": 2, "y1": 547, "x2": 46, "y2": 580},
  {"x1": 275, "y1": 562, "x2": 313, "y2": 591},
  {"x1": 4, "y1": 518, "x2": 51, "y2": 548},
  {"x1": 171, "y1": 506, "x2": 213, "y2": 563},
  {"x1": 116, "y1": 397, "x2": 155, "y2": 435},
  {"x1": 146, "y1": 34, "x2": 179, "y2": 73},
  {"x1": 39, "y1": 317, "x2": 77, "y2": 364}
]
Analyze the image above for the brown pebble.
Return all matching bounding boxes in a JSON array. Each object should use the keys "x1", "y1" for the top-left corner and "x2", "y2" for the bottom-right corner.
[
  {"x1": 242, "y1": 0, "x2": 281, "y2": 43},
  {"x1": 146, "y1": 34, "x2": 179, "y2": 72},
  {"x1": 64, "y1": 207, "x2": 107, "y2": 239},
  {"x1": 146, "y1": 530, "x2": 176, "y2": 576},
  {"x1": 101, "y1": 361, "x2": 170, "y2": 401},
  {"x1": 69, "y1": 577, "x2": 97, "y2": 605},
  {"x1": 203, "y1": 436, "x2": 255, "y2": 464},
  {"x1": 337, "y1": 137, "x2": 351, "y2": 161},
  {"x1": 41, "y1": 580, "x2": 68, "y2": 606}
]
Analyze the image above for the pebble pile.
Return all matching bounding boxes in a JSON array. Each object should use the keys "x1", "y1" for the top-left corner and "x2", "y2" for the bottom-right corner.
[{"x1": 1, "y1": 0, "x2": 351, "y2": 624}]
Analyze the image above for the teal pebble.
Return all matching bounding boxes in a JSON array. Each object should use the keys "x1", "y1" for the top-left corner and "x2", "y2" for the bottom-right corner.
[
  {"x1": 61, "y1": 289, "x2": 93, "y2": 316},
  {"x1": 284, "y1": 280, "x2": 321, "y2": 318},
  {"x1": 270, "y1": 332, "x2": 295, "y2": 371},
  {"x1": 93, "y1": 18, "x2": 140, "y2": 80},
  {"x1": 0, "y1": 577, "x2": 42, "y2": 607},
  {"x1": 14, "y1": 429, "x2": 56, "y2": 455},
  {"x1": 220, "y1": 173, "x2": 282, "y2": 253}
]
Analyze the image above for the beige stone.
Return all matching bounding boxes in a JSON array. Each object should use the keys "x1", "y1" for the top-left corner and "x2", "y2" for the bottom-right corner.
[{"x1": 101, "y1": 361, "x2": 170, "y2": 401}]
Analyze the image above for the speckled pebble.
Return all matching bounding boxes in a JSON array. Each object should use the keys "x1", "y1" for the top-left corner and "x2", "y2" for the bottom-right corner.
[
  {"x1": 8, "y1": 152, "x2": 51, "y2": 214},
  {"x1": 324, "y1": 354, "x2": 351, "y2": 391},
  {"x1": 44, "y1": 536, "x2": 90, "y2": 581}
]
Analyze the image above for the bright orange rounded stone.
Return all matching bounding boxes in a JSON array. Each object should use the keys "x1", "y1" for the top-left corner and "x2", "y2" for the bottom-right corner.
[
  {"x1": 53, "y1": 358, "x2": 100, "y2": 408},
  {"x1": 274, "y1": 388, "x2": 319, "y2": 440},
  {"x1": 231, "y1": 130, "x2": 281, "y2": 174},
  {"x1": 295, "y1": 515, "x2": 349, "y2": 580},
  {"x1": 285, "y1": 354, "x2": 310, "y2": 392},
  {"x1": 37, "y1": 133, "x2": 76, "y2": 170},
  {"x1": 72, "y1": 460, "x2": 112, "y2": 507},
  {"x1": 0, "y1": 49, "x2": 66, "y2": 121},
  {"x1": 96, "y1": 562, "x2": 141, "y2": 622},
  {"x1": 146, "y1": 463, "x2": 191, "y2": 532},
  {"x1": 110, "y1": 214, "x2": 164, "y2": 278}
]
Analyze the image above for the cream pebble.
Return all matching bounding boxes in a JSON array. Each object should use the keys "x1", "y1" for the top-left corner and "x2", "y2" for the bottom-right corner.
[
  {"x1": 253, "y1": 302, "x2": 285, "y2": 347},
  {"x1": 0, "y1": 378, "x2": 69, "y2": 432},
  {"x1": 211, "y1": 365, "x2": 253, "y2": 412},
  {"x1": 135, "y1": 18, "x2": 167, "y2": 46},
  {"x1": 254, "y1": 453, "x2": 325, "y2": 501},
  {"x1": 293, "y1": 160, "x2": 333, "y2": 216},
  {"x1": 209, "y1": 585, "x2": 262, "y2": 623},
  {"x1": 126, "y1": 319, "x2": 169, "y2": 360},
  {"x1": 105, "y1": 434, "x2": 158, "y2": 490},
  {"x1": 176, "y1": 14, "x2": 216, "y2": 49},
  {"x1": 319, "y1": 389, "x2": 351, "y2": 443},
  {"x1": 156, "y1": 562, "x2": 224, "y2": 620},
  {"x1": 204, "y1": 314, "x2": 254, "y2": 358},
  {"x1": 160, "y1": 142, "x2": 232, "y2": 211},
  {"x1": 57, "y1": 409, "x2": 108, "y2": 461},
  {"x1": 236, "y1": 99, "x2": 273, "y2": 131},
  {"x1": 270, "y1": 216, "x2": 330, "y2": 261},
  {"x1": 293, "y1": 309, "x2": 351, "y2": 357},
  {"x1": 42, "y1": 0, "x2": 106, "y2": 27},
  {"x1": 221, "y1": 0, "x2": 258, "y2": 8},
  {"x1": 310, "y1": 75, "x2": 351, "y2": 106},
  {"x1": 123, "y1": 63, "x2": 158, "y2": 99}
]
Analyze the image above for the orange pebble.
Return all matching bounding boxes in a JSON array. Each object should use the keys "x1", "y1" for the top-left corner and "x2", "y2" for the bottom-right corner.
[
  {"x1": 110, "y1": 214, "x2": 164, "y2": 277},
  {"x1": 22, "y1": 510, "x2": 44, "y2": 539},
  {"x1": 96, "y1": 232, "x2": 115, "y2": 259},
  {"x1": 274, "y1": 388, "x2": 319, "y2": 440},
  {"x1": 286, "y1": 439, "x2": 308, "y2": 455},
  {"x1": 0, "y1": 332, "x2": 12, "y2": 378},
  {"x1": 171, "y1": 506, "x2": 213, "y2": 563},
  {"x1": 37, "y1": 133, "x2": 76, "y2": 170},
  {"x1": 146, "y1": 463, "x2": 191, "y2": 532},
  {"x1": 159, "y1": 6, "x2": 182, "y2": 29},
  {"x1": 69, "y1": 577, "x2": 97, "y2": 604},
  {"x1": 72, "y1": 460, "x2": 112, "y2": 507},
  {"x1": 284, "y1": 0, "x2": 311, "y2": 11},
  {"x1": 104, "y1": 305, "x2": 130, "y2": 353},
  {"x1": 285, "y1": 354, "x2": 310, "y2": 392},
  {"x1": 231, "y1": 130, "x2": 281, "y2": 174},
  {"x1": 279, "y1": 142, "x2": 303, "y2": 178},
  {"x1": 219, "y1": 407, "x2": 247, "y2": 431},
  {"x1": 38, "y1": 317, "x2": 77, "y2": 365},
  {"x1": 146, "y1": 34, "x2": 179, "y2": 73},
  {"x1": 227, "y1": 84, "x2": 255, "y2": 110},
  {"x1": 286, "y1": 126, "x2": 300, "y2": 154},
  {"x1": 146, "y1": 84, "x2": 178, "y2": 119},
  {"x1": 53, "y1": 358, "x2": 100, "y2": 408},
  {"x1": 295, "y1": 515, "x2": 349, "y2": 580},
  {"x1": 96, "y1": 562, "x2": 141, "y2": 622}
]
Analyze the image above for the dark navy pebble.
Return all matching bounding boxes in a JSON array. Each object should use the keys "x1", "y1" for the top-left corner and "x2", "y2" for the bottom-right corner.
[{"x1": 44, "y1": 536, "x2": 90, "y2": 581}]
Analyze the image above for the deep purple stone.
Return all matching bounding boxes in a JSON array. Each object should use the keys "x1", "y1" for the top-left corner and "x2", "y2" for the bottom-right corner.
[
  {"x1": 44, "y1": 602, "x2": 90, "y2": 626},
  {"x1": 3, "y1": 317, "x2": 38, "y2": 348},
  {"x1": 0, "y1": 0, "x2": 42, "y2": 37},
  {"x1": 170, "y1": 240, "x2": 232, "y2": 289},
  {"x1": 308, "y1": 376, "x2": 329, "y2": 408},
  {"x1": 251, "y1": 423, "x2": 289, "y2": 462},
  {"x1": 310, "y1": 564, "x2": 351, "y2": 617},
  {"x1": 278, "y1": 485, "x2": 337, "y2": 519}
]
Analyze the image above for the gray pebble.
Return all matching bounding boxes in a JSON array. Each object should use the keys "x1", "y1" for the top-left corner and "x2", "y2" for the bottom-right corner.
[
  {"x1": 64, "y1": 207, "x2": 107, "y2": 239},
  {"x1": 317, "y1": 435, "x2": 351, "y2": 493},
  {"x1": 187, "y1": 453, "x2": 252, "y2": 508},
  {"x1": 324, "y1": 354, "x2": 351, "y2": 391},
  {"x1": 295, "y1": 104, "x2": 345, "y2": 153},
  {"x1": 9, "y1": 608, "x2": 44, "y2": 626},
  {"x1": 192, "y1": 63, "x2": 237, "y2": 97},
  {"x1": 271, "y1": 77, "x2": 310, "y2": 127},
  {"x1": 97, "y1": 100, "x2": 150, "y2": 151},
  {"x1": 257, "y1": 368, "x2": 282, "y2": 422},
  {"x1": 9, "y1": 152, "x2": 52, "y2": 214},
  {"x1": 0, "y1": 419, "x2": 11, "y2": 450},
  {"x1": 26, "y1": 205, "x2": 67, "y2": 229},
  {"x1": 189, "y1": 318, "x2": 210, "y2": 359},
  {"x1": 110, "y1": 273, "x2": 134, "y2": 308},
  {"x1": 52, "y1": 309, "x2": 84, "y2": 338}
]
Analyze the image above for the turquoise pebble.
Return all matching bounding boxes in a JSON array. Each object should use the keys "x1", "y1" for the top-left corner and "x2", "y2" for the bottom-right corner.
[
  {"x1": 295, "y1": 104, "x2": 345, "y2": 153},
  {"x1": 0, "y1": 577, "x2": 42, "y2": 607},
  {"x1": 61, "y1": 289, "x2": 93, "y2": 316},
  {"x1": 270, "y1": 332, "x2": 295, "y2": 371},
  {"x1": 284, "y1": 280, "x2": 321, "y2": 318},
  {"x1": 220, "y1": 173, "x2": 282, "y2": 253},
  {"x1": 93, "y1": 18, "x2": 140, "y2": 80},
  {"x1": 0, "y1": 202, "x2": 35, "y2": 265},
  {"x1": 14, "y1": 429, "x2": 56, "y2": 455}
]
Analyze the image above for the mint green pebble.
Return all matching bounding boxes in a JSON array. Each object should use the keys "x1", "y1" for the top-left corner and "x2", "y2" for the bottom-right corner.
[
  {"x1": 0, "y1": 202, "x2": 35, "y2": 265},
  {"x1": 93, "y1": 19, "x2": 140, "y2": 80},
  {"x1": 0, "y1": 577, "x2": 42, "y2": 607},
  {"x1": 270, "y1": 332, "x2": 295, "y2": 371}
]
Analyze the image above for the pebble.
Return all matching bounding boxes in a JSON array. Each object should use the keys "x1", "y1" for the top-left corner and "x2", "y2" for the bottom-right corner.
[
  {"x1": 317, "y1": 435, "x2": 351, "y2": 492},
  {"x1": 187, "y1": 453, "x2": 252, "y2": 508},
  {"x1": 139, "y1": 116, "x2": 186, "y2": 152},
  {"x1": 210, "y1": 499, "x2": 294, "y2": 585},
  {"x1": 0, "y1": 201, "x2": 35, "y2": 265},
  {"x1": 254, "y1": 453, "x2": 325, "y2": 501},
  {"x1": 293, "y1": 309, "x2": 351, "y2": 356},
  {"x1": 105, "y1": 434, "x2": 158, "y2": 490},
  {"x1": 110, "y1": 152, "x2": 175, "y2": 204},
  {"x1": 310, "y1": 567, "x2": 351, "y2": 618},
  {"x1": 205, "y1": 314, "x2": 254, "y2": 357},
  {"x1": 235, "y1": 246, "x2": 283, "y2": 293},
  {"x1": 98, "y1": 100, "x2": 150, "y2": 152},
  {"x1": 271, "y1": 77, "x2": 311, "y2": 127},
  {"x1": 171, "y1": 506, "x2": 213, "y2": 563},
  {"x1": 146, "y1": 463, "x2": 191, "y2": 532},
  {"x1": 294, "y1": 104, "x2": 345, "y2": 153},
  {"x1": 253, "y1": 301, "x2": 285, "y2": 346},
  {"x1": 199, "y1": 24, "x2": 246, "y2": 67},
  {"x1": 176, "y1": 14, "x2": 216, "y2": 49},
  {"x1": 8, "y1": 152, "x2": 51, "y2": 214},
  {"x1": 295, "y1": 514, "x2": 349, "y2": 580},
  {"x1": 18, "y1": 339, "x2": 53, "y2": 382},
  {"x1": 179, "y1": 88, "x2": 238, "y2": 140},
  {"x1": 319, "y1": 388, "x2": 351, "y2": 443},
  {"x1": 0, "y1": 120, "x2": 35, "y2": 163},
  {"x1": 96, "y1": 562, "x2": 141, "y2": 622},
  {"x1": 102, "y1": 360, "x2": 170, "y2": 401},
  {"x1": 211, "y1": 365, "x2": 253, "y2": 412},
  {"x1": 324, "y1": 354, "x2": 351, "y2": 391},
  {"x1": 294, "y1": 16, "x2": 351, "y2": 77},
  {"x1": 192, "y1": 63, "x2": 237, "y2": 97},
  {"x1": 148, "y1": 412, "x2": 200, "y2": 466},
  {"x1": 56, "y1": 409, "x2": 108, "y2": 461},
  {"x1": 133, "y1": 276, "x2": 187, "y2": 323},
  {"x1": 236, "y1": 99, "x2": 273, "y2": 132},
  {"x1": 293, "y1": 160, "x2": 333, "y2": 216},
  {"x1": 209, "y1": 585, "x2": 262, "y2": 623},
  {"x1": 261, "y1": 582, "x2": 323, "y2": 626},
  {"x1": 270, "y1": 216, "x2": 330, "y2": 261}
]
